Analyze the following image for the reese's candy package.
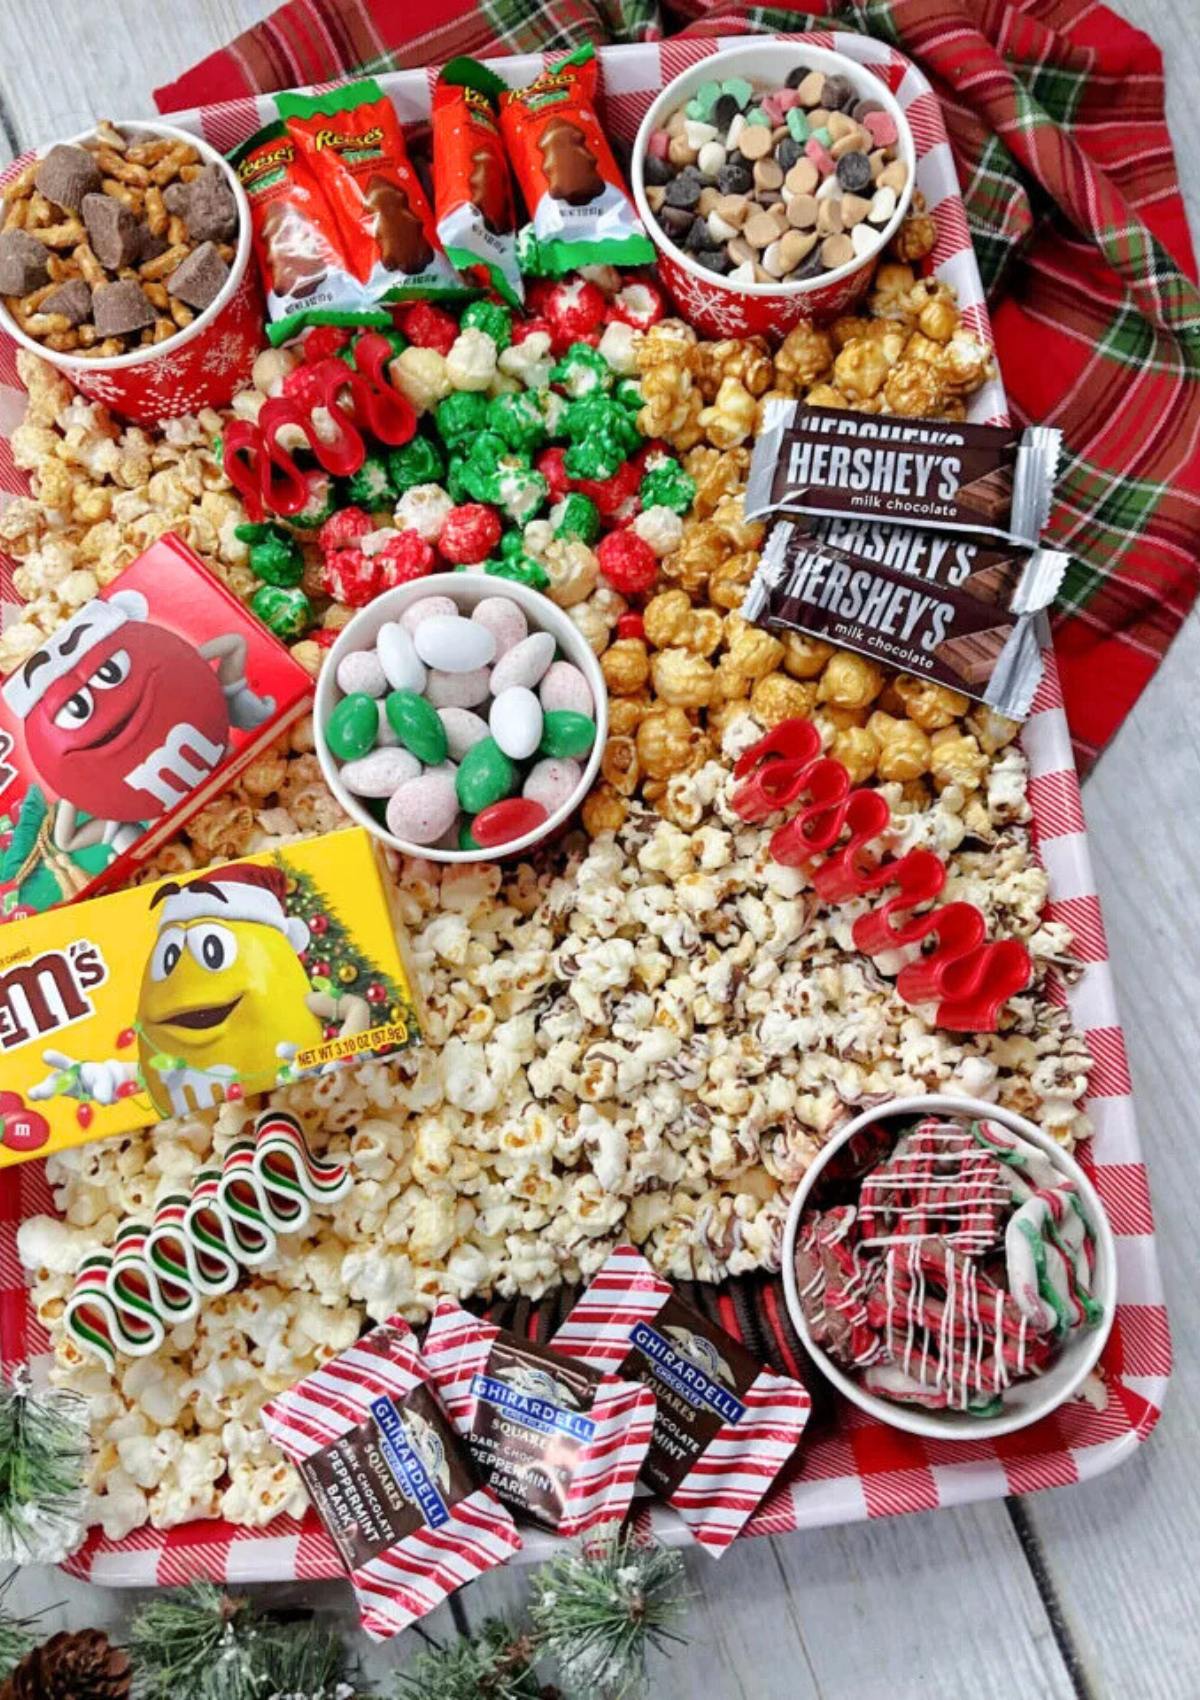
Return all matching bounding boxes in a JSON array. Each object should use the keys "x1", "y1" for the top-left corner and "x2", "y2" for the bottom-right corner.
[
  {"x1": 230, "y1": 121, "x2": 385, "y2": 347},
  {"x1": 433, "y1": 59, "x2": 522, "y2": 307},
  {"x1": 553, "y1": 1246, "x2": 811, "y2": 1557},
  {"x1": 498, "y1": 44, "x2": 655, "y2": 276},
  {"x1": 261, "y1": 1317, "x2": 520, "y2": 1639},
  {"x1": 277, "y1": 78, "x2": 464, "y2": 303},
  {"x1": 422, "y1": 1299, "x2": 655, "y2": 1535}
]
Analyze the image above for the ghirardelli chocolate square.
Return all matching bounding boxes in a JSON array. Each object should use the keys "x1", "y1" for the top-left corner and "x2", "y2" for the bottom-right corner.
[{"x1": 422, "y1": 1299, "x2": 656, "y2": 1537}]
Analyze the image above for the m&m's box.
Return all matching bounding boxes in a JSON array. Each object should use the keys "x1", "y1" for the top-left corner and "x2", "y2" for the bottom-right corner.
[
  {"x1": 0, "y1": 826, "x2": 422, "y2": 1166},
  {"x1": 0, "y1": 533, "x2": 312, "y2": 917}
]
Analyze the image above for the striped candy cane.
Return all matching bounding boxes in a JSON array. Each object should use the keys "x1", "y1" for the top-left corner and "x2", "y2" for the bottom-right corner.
[
  {"x1": 144, "y1": 1194, "x2": 203, "y2": 1322},
  {"x1": 106, "y1": 1221, "x2": 166, "y2": 1358},
  {"x1": 64, "y1": 1254, "x2": 121, "y2": 1371}
]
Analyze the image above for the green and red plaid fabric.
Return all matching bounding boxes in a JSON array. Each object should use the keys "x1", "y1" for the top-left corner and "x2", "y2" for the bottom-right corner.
[{"x1": 155, "y1": 0, "x2": 1200, "y2": 771}]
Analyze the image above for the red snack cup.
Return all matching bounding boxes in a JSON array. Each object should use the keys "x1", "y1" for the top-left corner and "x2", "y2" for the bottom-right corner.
[
  {"x1": 553, "y1": 1245, "x2": 811, "y2": 1557},
  {"x1": 499, "y1": 46, "x2": 655, "y2": 276},
  {"x1": 278, "y1": 79, "x2": 463, "y2": 303},
  {"x1": 422, "y1": 1298, "x2": 656, "y2": 1536},
  {"x1": 433, "y1": 61, "x2": 522, "y2": 307},
  {"x1": 260, "y1": 1315, "x2": 520, "y2": 1640}
]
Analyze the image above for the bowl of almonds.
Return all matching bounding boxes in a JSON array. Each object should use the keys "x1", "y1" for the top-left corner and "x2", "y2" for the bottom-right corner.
[
  {"x1": 0, "y1": 119, "x2": 261, "y2": 423},
  {"x1": 633, "y1": 41, "x2": 916, "y2": 338}
]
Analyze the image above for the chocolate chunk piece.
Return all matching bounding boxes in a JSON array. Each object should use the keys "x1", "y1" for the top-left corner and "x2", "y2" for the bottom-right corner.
[
  {"x1": 92, "y1": 278, "x2": 155, "y2": 337},
  {"x1": 658, "y1": 204, "x2": 695, "y2": 240},
  {"x1": 162, "y1": 181, "x2": 190, "y2": 218},
  {"x1": 133, "y1": 223, "x2": 168, "y2": 265},
  {"x1": 836, "y1": 152, "x2": 872, "y2": 194},
  {"x1": 166, "y1": 240, "x2": 229, "y2": 311},
  {"x1": 0, "y1": 229, "x2": 50, "y2": 295},
  {"x1": 696, "y1": 248, "x2": 731, "y2": 274},
  {"x1": 663, "y1": 172, "x2": 703, "y2": 209},
  {"x1": 172, "y1": 163, "x2": 239, "y2": 243},
  {"x1": 785, "y1": 65, "x2": 812, "y2": 89},
  {"x1": 81, "y1": 192, "x2": 141, "y2": 270},
  {"x1": 34, "y1": 143, "x2": 102, "y2": 212},
  {"x1": 821, "y1": 75, "x2": 856, "y2": 111},
  {"x1": 642, "y1": 154, "x2": 673, "y2": 188},
  {"x1": 716, "y1": 159, "x2": 753, "y2": 196},
  {"x1": 40, "y1": 277, "x2": 92, "y2": 326}
]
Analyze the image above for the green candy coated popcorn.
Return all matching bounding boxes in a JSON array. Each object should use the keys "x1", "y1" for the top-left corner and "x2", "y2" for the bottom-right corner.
[
  {"x1": 498, "y1": 529, "x2": 526, "y2": 559},
  {"x1": 248, "y1": 527, "x2": 305, "y2": 588},
  {"x1": 234, "y1": 521, "x2": 273, "y2": 544},
  {"x1": 251, "y1": 583, "x2": 311, "y2": 639},
  {"x1": 345, "y1": 452, "x2": 395, "y2": 509},
  {"x1": 467, "y1": 429, "x2": 517, "y2": 468},
  {"x1": 211, "y1": 433, "x2": 223, "y2": 461},
  {"x1": 288, "y1": 473, "x2": 334, "y2": 530},
  {"x1": 563, "y1": 432, "x2": 624, "y2": 481},
  {"x1": 325, "y1": 693, "x2": 378, "y2": 760},
  {"x1": 446, "y1": 456, "x2": 471, "y2": 503},
  {"x1": 614, "y1": 377, "x2": 643, "y2": 413},
  {"x1": 550, "y1": 491, "x2": 600, "y2": 545},
  {"x1": 385, "y1": 691, "x2": 447, "y2": 765},
  {"x1": 639, "y1": 457, "x2": 696, "y2": 517},
  {"x1": 457, "y1": 738, "x2": 517, "y2": 813},
  {"x1": 721, "y1": 77, "x2": 755, "y2": 110},
  {"x1": 549, "y1": 341, "x2": 612, "y2": 399},
  {"x1": 492, "y1": 464, "x2": 549, "y2": 524},
  {"x1": 539, "y1": 710, "x2": 596, "y2": 760},
  {"x1": 461, "y1": 299, "x2": 513, "y2": 351},
  {"x1": 488, "y1": 390, "x2": 548, "y2": 454},
  {"x1": 786, "y1": 108, "x2": 810, "y2": 143},
  {"x1": 388, "y1": 436, "x2": 445, "y2": 493},
  {"x1": 562, "y1": 391, "x2": 640, "y2": 455},
  {"x1": 436, "y1": 390, "x2": 490, "y2": 448},
  {"x1": 485, "y1": 554, "x2": 549, "y2": 591}
]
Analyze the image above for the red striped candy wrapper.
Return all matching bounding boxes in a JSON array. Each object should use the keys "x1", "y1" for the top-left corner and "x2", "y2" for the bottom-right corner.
[
  {"x1": 553, "y1": 1246, "x2": 812, "y2": 1557},
  {"x1": 259, "y1": 1316, "x2": 521, "y2": 1638},
  {"x1": 422, "y1": 1298, "x2": 656, "y2": 1537}
]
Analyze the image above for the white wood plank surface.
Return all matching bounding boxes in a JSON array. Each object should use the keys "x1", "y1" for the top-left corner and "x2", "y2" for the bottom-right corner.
[{"x1": 0, "y1": 1, "x2": 1194, "y2": 1695}]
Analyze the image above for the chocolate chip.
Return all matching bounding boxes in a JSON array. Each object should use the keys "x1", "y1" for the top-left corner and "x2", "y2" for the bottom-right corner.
[
  {"x1": 822, "y1": 75, "x2": 856, "y2": 111},
  {"x1": 81, "y1": 192, "x2": 141, "y2": 270},
  {"x1": 713, "y1": 93, "x2": 739, "y2": 131},
  {"x1": 643, "y1": 154, "x2": 673, "y2": 187},
  {"x1": 715, "y1": 159, "x2": 753, "y2": 196},
  {"x1": 836, "y1": 152, "x2": 873, "y2": 194},
  {"x1": 92, "y1": 278, "x2": 155, "y2": 337},
  {"x1": 33, "y1": 143, "x2": 102, "y2": 212},
  {"x1": 695, "y1": 248, "x2": 731, "y2": 274},
  {"x1": 785, "y1": 65, "x2": 811, "y2": 89},
  {"x1": 174, "y1": 164, "x2": 239, "y2": 244},
  {"x1": 658, "y1": 204, "x2": 695, "y2": 240},
  {"x1": 775, "y1": 137, "x2": 803, "y2": 173},
  {"x1": 0, "y1": 230, "x2": 50, "y2": 295},
  {"x1": 40, "y1": 277, "x2": 92, "y2": 326},
  {"x1": 792, "y1": 245, "x2": 827, "y2": 280},
  {"x1": 685, "y1": 216, "x2": 713, "y2": 253},
  {"x1": 663, "y1": 173, "x2": 703, "y2": 209},
  {"x1": 166, "y1": 240, "x2": 229, "y2": 311},
  {"x1": 853, "y1": 99, "x2": 885, "y2": 122}
]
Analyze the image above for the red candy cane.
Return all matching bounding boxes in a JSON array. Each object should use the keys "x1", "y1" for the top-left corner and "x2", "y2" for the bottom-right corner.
[{"x1": 732, "y1": 718, "x2": 1032, "y2": 1032}]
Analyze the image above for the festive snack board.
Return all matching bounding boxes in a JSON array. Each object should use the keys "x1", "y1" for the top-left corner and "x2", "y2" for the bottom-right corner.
[{"x1": 0, "y1": 35, "x2": 1169, "y2": 1593}]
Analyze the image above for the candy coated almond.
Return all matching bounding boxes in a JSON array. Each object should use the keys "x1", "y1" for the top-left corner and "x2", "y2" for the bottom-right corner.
[
  {"x1": 538, "y1": 660, "x2": 594, "y2": 717},
  {"x1": 472, "y1": 595, "x2": 528, "y2": 658},
  {"x1": 490, "y1": 685, "x2": 544, "y2": 760},
  {"x1": 438, "y1": 705, "x2": 490, "y2": 760},
  {"x1": 414, "y1": 613, "x2": 496, "y2": 672},
  {"x1": 489, "y1": 631, "x2": 556, "y2": 694},
  {"x1": 386, "y1": 772, "x2": 458, "y2": 845},
  {"x1": 425, "y1": 666, "x2": 492, "y2": 708},
  {"x1": 335, "y1": 649, "x2": 387, "y2": 698},
  {"x1": 399, "y1": 594, "x2": 457, "y2": 635},
  {"x1": 385, "y1": 690, "x2": 448, "y2": 764},
  {"x1": 377, "y1": 621, "x2": 427, "y2": 693},
  {"x1": 325, "y1": 693, "x2": 378, "y2": 761},
  {"x1": 340, "y1": 748, "x2": 420, "y2": 798},
  {"x1": 523, "y1": 757, "x2": 582, "y2": 814}
]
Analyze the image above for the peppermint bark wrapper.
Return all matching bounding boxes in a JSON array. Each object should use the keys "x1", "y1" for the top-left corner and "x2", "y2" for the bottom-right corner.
[
  {"x1": 746, "y1": 402, "x2": 1061, "y2": 547},
  {"x1": 422, "y1": 1299, "x2": 656, "y2": 1535},
  {"x1": 743, "y1": 518, "x2": 1068, "y2": 719},
  {"x1": 552, "y1": 1246, "x2": 811, "y2": 1557},
  {"x1": 260, "y1": 1317, "x2": 520, "y2": 1639}
]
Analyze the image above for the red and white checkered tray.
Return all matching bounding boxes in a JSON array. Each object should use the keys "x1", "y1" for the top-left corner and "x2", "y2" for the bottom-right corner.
[{"x1": 0, "y1": 35, "x2": 1169, "y2": 1586}]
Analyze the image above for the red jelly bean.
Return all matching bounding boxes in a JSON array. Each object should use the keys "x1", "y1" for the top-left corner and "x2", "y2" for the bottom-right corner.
[
  {"x1": 617, "y1": 611, "x2": 645, "y2": 640},
  {"x1": 472, "y1": 797, "x2": 549, "y2": 848}
]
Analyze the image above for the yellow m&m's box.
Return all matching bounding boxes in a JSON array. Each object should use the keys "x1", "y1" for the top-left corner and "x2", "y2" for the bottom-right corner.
[{"x1": 0, "y1": 826, "x2": 422, "y2": 1166}]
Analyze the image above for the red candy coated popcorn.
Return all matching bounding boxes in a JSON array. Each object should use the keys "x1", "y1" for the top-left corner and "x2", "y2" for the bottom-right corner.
[
  {"x1": 597, "y1": 529, "x2": 658, "y2": 595},
  {"x1": 512, "y1": 315, "x2": 552, "y2": 346},
  {"x1": 322, "y1": 546, "x2": 378, "y2": 606},
  {"x1": 616, "y1": 612, "x2": 645, "y2": 641},
  {"x1": 438, "y1": 503, "x2": 502, "y2": 565},
  {"x1": 537, "y1": 446, "x2": 571, "y2": 499},
  {"x1": 376, "y1": 529, "x2": 436, "y2": 588},
  {"x1": 312, "y1": 627, "x2": 341, "y2": 649},
  {"x1": 399, "y1": 301, "x2": 458, "y2": 355},
  {"x1": 318, "y1": 506, "x2": 373, "y2": 552},
  {"x1": 472, "y1": 797, "x2": 549, "y2": 848},
  {"x1": 607, "y1": 277, "x2": 665, "y2": 332},
  {"x1": 574, "y1": 457, "x2": 640, "y2": 519},
  {"x1": 543, "y1": 277, "x2": 606, "y2": 353},
  {"x1": 303, "y1": 324, "x2": 352, "y2": 360}
]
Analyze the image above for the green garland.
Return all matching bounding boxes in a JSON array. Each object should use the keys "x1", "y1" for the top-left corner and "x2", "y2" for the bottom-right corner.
[{"x1": 0, "y1": 1368, "x2": 89, "y2": 1565}]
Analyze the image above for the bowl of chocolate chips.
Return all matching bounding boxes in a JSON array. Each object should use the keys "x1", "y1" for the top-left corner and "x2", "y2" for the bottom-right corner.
[
  {"x1": 0, "y1": 119, "x2": 260, "y2": 421},
  {"x1": 633, "y1": 42, "x2": 916, "y2": 338}
]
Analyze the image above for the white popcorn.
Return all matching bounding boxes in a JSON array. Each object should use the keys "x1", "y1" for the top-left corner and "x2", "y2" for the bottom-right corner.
[
  {"x1": 633, "y1": 504, "x2": 684, "y2": 558},
  {"x1": 393, "y1": 482, "x2": 453, "y2": 542},
  {"x1": 499, "y1": 329, "x2": 554, "y2": 389},
  {"x1": 446, "y1": 328, "x2": 498, "y2": 391},
  {"x1": 597, "y1": 319, "x2": 638, "y2": 375}
]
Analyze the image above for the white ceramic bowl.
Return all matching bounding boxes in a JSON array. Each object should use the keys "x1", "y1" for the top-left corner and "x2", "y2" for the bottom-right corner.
[
  {"x1": 0, "y1": 121, "x2": 257, "y2": 419},
  {"x1": 781, "y1": 1094, "x2": 1117, "y2": 1441},
  {"x1": 315, "y1": 574, "x2": 608, "y2": 864},
  {"x1": 632, "y1": 42, "x2": 916, "y2": 336}
]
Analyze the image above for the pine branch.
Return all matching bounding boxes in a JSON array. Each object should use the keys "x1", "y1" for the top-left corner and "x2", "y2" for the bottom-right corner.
[
  {"x1": 392, "y1": 1618, "x2": 549, "y2": 1700},
  {"x1": 128, "y1": 1584, "x2": 268, "y2": 1700},
  {"x1": 258, "y1": 1615, "x2": 354, "y2": 1699},
  {"x1": 530, "y1": 1531, "x2": 689, "y2": 1700},
  {"x1": 0, "y1": 1573, "x2": 38, "y2": 1681},
  {"x1": 0, "y1": 1368, "x2": 90, "y2": 1565}
]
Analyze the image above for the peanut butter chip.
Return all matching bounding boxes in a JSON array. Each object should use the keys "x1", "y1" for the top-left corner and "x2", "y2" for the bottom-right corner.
[
  {"x1": 816, "y1": 199, "x2": 844, "y2": 236},
  {"x1": 753, "y1": 158, "x2": 784, "y2": 192},
  {"x1": 785, "y1": 160, "x2": 819, "y2": 196},
  {"x1": 786, "y1": 193, "x2": 819, "y2": 229},
  {"x1": 841, "y1": 193, "x2": 872, "y2": 227},
  {"x1": 820, "y1": 233, "x2": 855, "y2": 269},
  {"x1": 715, "y1": 194, "x2": 750, "y2": 227},
  {"x1": 738, "y1": 126, "x2": 773, "y2": 161},
  {"x1": 744, "y1": 210, "x2": 781, "y2": 249},
  {"x1": 778, "y1": 228, "x2": 818, "y2": 270},
  {"x1": 727, "y1": 236, "x2": 755, "y2": 266}
]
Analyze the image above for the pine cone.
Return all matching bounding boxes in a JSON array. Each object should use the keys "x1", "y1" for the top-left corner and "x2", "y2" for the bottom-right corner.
[{"x1": 0, "y1": 1629, "x2": 132, "y2": 1700}]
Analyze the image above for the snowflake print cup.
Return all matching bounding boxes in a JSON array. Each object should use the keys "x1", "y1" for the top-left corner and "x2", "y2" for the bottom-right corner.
[
  {"x1": 0, "y1": 122, "x2": 260, "y2": 424},
  {"x1": 632, "y1": 42, "x2": 915, "y2": 337},
  {"x1": 781, "y1": 1093, "x2": 1117, "y2": 1442}
]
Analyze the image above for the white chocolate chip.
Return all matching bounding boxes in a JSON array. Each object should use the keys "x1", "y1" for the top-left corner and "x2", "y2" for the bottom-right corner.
[
  {"x1": 697, "y1": 140, "x2": 727, "y2": 178},
  {"x1": 869, "y1": 185, "x2": 898, "y2": 225},
  {"x1": 707, "y1": 212, "x2": 739, "y2": 243},
  {"x1": 727, "y1": 112, "x2": 747, "y2": 151},
  {"x1": 851, "y1": 221, "x2": 881, "y2": 258},
  {"x1": 684, "y1": 119, "x2": 719, "y2": 150}
]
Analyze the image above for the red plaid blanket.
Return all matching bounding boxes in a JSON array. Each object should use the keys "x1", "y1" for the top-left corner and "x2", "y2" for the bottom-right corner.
[{"x1": 156, "y1": 0, "x2": 1200, "y2": 773}]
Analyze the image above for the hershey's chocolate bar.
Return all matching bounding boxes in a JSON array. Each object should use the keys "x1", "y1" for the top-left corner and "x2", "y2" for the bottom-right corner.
[
  {"x1": 746, "y1": 403, "x2": 1060, "y2": 545},
  {"x1": 809, "y1": 517, "x2": 1027, "y2": 605},
  {"x1": 744, "y1": 520, "x2": 1067, "y2": 719}
]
